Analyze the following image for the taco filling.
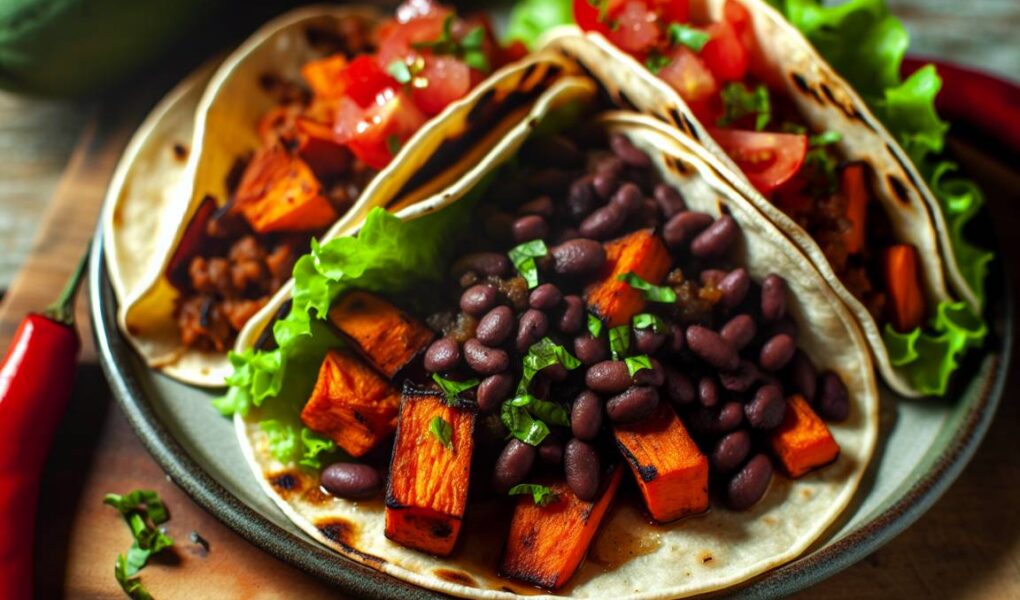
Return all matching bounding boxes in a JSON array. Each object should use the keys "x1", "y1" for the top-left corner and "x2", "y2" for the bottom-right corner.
[
  {"x1": 291, "y1": 125, "x2": 851, "y2": 588},
  {"x1": 168, "y1": 2, "x2": 518, "y2": 352},
  {"x1": 571, "y1": 0, "x2": 928, "y2": 334}
]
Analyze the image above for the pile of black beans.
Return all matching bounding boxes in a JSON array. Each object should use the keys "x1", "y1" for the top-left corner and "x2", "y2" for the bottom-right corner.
[{"x1": 421, "y1": 127, "x2": 850, "y2": 511}]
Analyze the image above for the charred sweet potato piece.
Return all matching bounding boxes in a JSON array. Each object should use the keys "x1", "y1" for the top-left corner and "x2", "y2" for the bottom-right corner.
[
  {"x1": 613, "y1": 402, "x2": 709, "y2": 522},
  {"x1": 883, "y1": 244, "x2": 926, "y2": 332},
  {"x1": 300, "y1": 349, "x2": 400, "y2": 457},
  {"x1": 300, "y1": 53, "x2": 348, "y2": 98},
  {"x1": 233, "y1": 145, "x2": 337, "y2": 234},
  {"x1": 769, "y1": 394, "x2": 840, "y2": 478},
  {"x1": 385, "y1": 388, "x2": 475, "y2": 556},
  {"x1": 499, "y1": 466, "x2": 623, "y2": 589},
  {"x1": 328, "y1": 291, "x2": 434, "y2": 378},
  {"x1": 841, "y1": 162, "x2": 868, "y2": 256},
  {"x1": 584, "y1": 229, "x2": 672, "y2": 327}
]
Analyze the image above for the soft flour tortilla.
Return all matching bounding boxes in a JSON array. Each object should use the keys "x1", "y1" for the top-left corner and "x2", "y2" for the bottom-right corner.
[
  {"x1": 540, "y1": 0, "x2": 973, "y2": 397},
  {"x1": 112, "y1": 4, "x2": 578, "y2": 387},
  {"x1": 235, "y1": 105, "x2": 879, "y2": 599}
]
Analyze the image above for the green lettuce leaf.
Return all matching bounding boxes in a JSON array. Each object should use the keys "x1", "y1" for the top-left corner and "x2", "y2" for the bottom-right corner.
[
  {"x1": 770, "y1": 0, "x2": 993, "y2": 395},
  {"x1": 505, "y1": 0, "x2": 574, "y2": 48}
]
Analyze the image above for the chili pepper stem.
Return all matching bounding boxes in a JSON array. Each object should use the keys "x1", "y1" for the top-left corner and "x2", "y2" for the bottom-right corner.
[{"x1": 41, "y1": 252, "x2": 90, "y2": 326}]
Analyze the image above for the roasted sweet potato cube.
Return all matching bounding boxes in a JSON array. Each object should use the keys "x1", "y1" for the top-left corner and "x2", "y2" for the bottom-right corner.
[
  {"x1": 613, "y1": 402, "x2": 709, "y2": 522},
  {"x1": 769, "y1": 394, "x2": 840, "y2": 478},
  {"x1": 234, "y1": 145, "x2": 337, "y2": 234},
  {"x1": 328, "y1": 291, "x2": 434, "y2": 378},
  {"x1": 300, "y1": 349, "x2": 400, "y2": 457},
  {"x1": 499, "y1": 466, "x2": 623, "y2": 589},
  {"x1": 300, "y1": 53, "x2": 348, "y2": 98},
  {"x1": 385, "y1": 389, "x2": 475, "y2": 557},
  {"x1": 584, "y1": 229, "x2": 672, "y2": 327}
]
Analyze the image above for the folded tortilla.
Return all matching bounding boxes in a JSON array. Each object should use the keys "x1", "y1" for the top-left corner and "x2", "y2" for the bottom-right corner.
[
  {"x1": 540, "y1": 0, "x2": 977, "y2": 397},
  {"x1": 233, "y1": 91, "x2": 879, "y2": 598},
  {"x1": 106, "y1": 5, "x2": 577, "y2": 387}
]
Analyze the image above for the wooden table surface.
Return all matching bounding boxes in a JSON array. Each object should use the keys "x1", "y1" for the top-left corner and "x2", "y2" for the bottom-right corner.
[{"x1": 0, "y1": 3, "x2": 1017, "y2": 599}]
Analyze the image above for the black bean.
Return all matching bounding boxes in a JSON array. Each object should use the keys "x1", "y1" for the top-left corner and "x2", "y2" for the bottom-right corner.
[
  {"x1": 719, "y1": 268, "x2": 750, "y2": 309},
  {"x1": 523, "y1": 134, "x2": 582, "y2": 168},
  {"x1": 460, "y1": 284, "x2": 498, "y2": 316},
  {"x1": 664, "y1": 367, "x2": 695, "y2": 405},
  {"x1": 512, "y1": 215, "x2": 548, "y2": 243},
  {"x1": 538, "y1": 437, "x2": 564, "y2": 466},
  {"x1": 700, "y1": 269, "x2": 726, "y2": 286},
  {"x1": 528, "y1": 168, "x2": 570, "y2": 192},
  {"x1": 761, "y1": 274, "x2": 787, "y2": 321},
  {"x1": 633, "y1": 327, "x2": 666, "y2": 354},
  {"x1": 585, "y1": 360, "x2": 632, "y2": 394},
  {"x1": 595, "y1": 155, "x2": 624, "y2": 178},
  {"x1": 760, "y1": 333, "x2": 796, "y2": 372},
  {"x1": 787, "y1": 350, "x2": 817, "y2": 401},
  {"x1": 492, "y1": 439, "x2": 537, "y2": 493},
  {"x1": 668, "y1": 323, "x2": 685, "y2": 353},
  {"x1": 574, "y1": 334, "x2": 609, "y2": 365},
  {"x1": 321, "y1": 463, "x2": 382, "y2": 499},
  {"x1": 515, "y1": 309, "x2": 549, "y2": 352},
  {"x1": 816, "y1": 371, "x2": 850, "y2": 421},
  {"x1": 636, "y1": 198, "x2": 661, "y2": 228},
  {"x1": 718, "y1": 401, "x2": 745, "y2": 432},
  {"x1": 592, "y1": 172, "x2": 619, "y2": 199},
  {"x1": 653, "y1": 183, "x2": 686, "y2": 218},
  {"x1": 571, "y1": 390, "x2": 603, "y2": 441},
  {"x1": 610, "y1": 182, "x2": 643, "y2": 215},
  {"x1": 529, "y1": 283, "x2": 562, "y2": 310},
  {"x1": 719, "y1": 360, "x2": 759, "y2": 393},
  {"x1": 579, "y1": 204, "x2": 626, "y2": 240},
  {"x1": 551, "y1": 239, "x2": 606, "y2": 276},
  {"x1": 476, "y1": 373, "x2": 513, "y2": 412},
  {"x1": 463, "y1": 339, "x2": 509, "y2": 375},
  {"x1": 720, "y1": 314, "x2": 757, "y2": 351},
  {"x1": 686, "y1": 325, "x2": 740, "y2": 371},
  {"x1": 711, "y1": 430, "x2": 752, "y2": 473},
  {"x1": 565, "y1": 439, "x2": 601, "y2": 501},
  {"x1": 476, "y1": 306, "x2": 514, "y2": 346},
  {"x1": 699, "y1": 376, "x2": 720, "y2": 407},
  {"x1": 610, "y1": 133, "x2": 652, "y2": 168},
  {"x1": 451, "y1": 252, "x2": 511, "y2": 278},
  {"x1": 691, "y1": 215, "x2": 739, "y2": 257},
  {"x1": 726, "y1": 454, "x2": 773, "y2": 510},
  {"x1": 567, "y1": 176, "x2": 599, "y2": 221},
  {"x1": 632, "y1": 358, "x2": 665, "y2": 387},
  {"x1": 542, "y1": 363, "x2": 569, "y2": 382},
  {"x1": 663, "y1": 211, "x2": 713, "y2": 249},
  {"x1": 555, "y1": 227, "x2": 581, "y2": 244},
  {"x1": 484, "y1": 211, "x2": 514, "y2": 245},
  {"x1": 558, "y1": 295, "x2": 585, "y2": 334},
  {"x1": 764, "y1": 316, "x2": 798, "y2": 340},
  {"x1": 518, "y1": 194, "x2": 554, "y2": 217},
  {"x1": 685, "y1": 407, "x2": 717, "y2": 436},
  {"x1": 607, "y1": 386, "x2": 659, "y2": 423},
  {"x1": 746, "y1": 384, "x2": 785, "y2": 429},
  {"x1": 424, "y1": 337, "x2": 461, "y2": 373}
]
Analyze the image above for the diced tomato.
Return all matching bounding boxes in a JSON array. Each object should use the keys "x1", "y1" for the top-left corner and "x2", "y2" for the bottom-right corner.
[
  {"x1": 376, "y1": 11, "x2": 451, "y2": 69},
  {"x1": 395, "y1": 0, "x2": 446, "y2": 23},
  {"x1": 658, "y1": 46, "x2": 718, "y2": 104},
  {"x1": 337, "y1": 56, "x2": 397, "y2": 108},
  {"x1": 709, "y1": 128, "x2": 808, "y2": 193},
  {"x1": 573, "y1": 0, "x2": 615, "y2": 35},
  {"x1": 700, "y1": 21, "x2": 749, "y2": 82},
  {"x1": 412, "y1": 55, "x2": 472, "y2": 116},
  {"x1": 333, "y1": 89, "x2": 427, "y2": 170},
  {"x1": 724, "y1": 0, "x2": 752, "y2": 44},
  {"x1": 608, "y1": 1, "x2": 661, "y2": 56}
]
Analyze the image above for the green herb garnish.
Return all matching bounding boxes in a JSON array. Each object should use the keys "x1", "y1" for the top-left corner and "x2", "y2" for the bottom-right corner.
[
  {"x1": 809, "y1": 130, "x2": 842, "y2": 147},
  {"x1": 632, "y1": 312, "x2": 667, "y2": 333},
  {"x1": 501, "y1": 401, "x2": 552, "y2": 446},
  {"x1": 428, "y1": 416, "x2": 453, "y2": 449},
  {"x1": 432, "y1": 373, "x2": 480, "y2": 405},
  {"x1": 387, "y1": 60, "x2": 413, "y2": 84},
  {"x1": 386, "y1": 134, "x2": 403, "y2": 156},
  {"x1": 509, "y1": 393, "x2": 570, "y2": 426},
  {"x1": 718, "y1": 82, "x2": 772, "y2": 131},
  {"x1": 518, "y1": 337, "x2": 581, "y2": 394},
  {"x1": 645, "y1": 51, "x2": 671, "y2": 75},
  {"x1": 587, "y1": 313, "x2": 604, "y2": 338},
  {"x1": 412, "y1": 15, "x2": 490, "y2": 73},
  {"x1": 508, "y1": 239, "x2": 549, "y2": 289},
  {"x1": 508, "y1": 483, "x2": 560, "y2": 506},
  {"x1": 609, "y1": 325, "x2": 631, "y2": 360},
  {"x1": 668, "y1": 23, "x2": 710, "y2": 52},
  {"x1": 624, "y1": 354, "x2": 654, "y2": 376},
  {"x1": 616, "y1": 272, "x2": 678, "y2": 303},
  {"x1": 105, "y1": 490, "x2": 174, "y2": 599}
]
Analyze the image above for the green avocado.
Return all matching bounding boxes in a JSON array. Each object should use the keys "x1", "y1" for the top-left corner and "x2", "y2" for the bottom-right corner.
[{"x1": 0, "y1": 0, "x2": 220, "y2": 96}]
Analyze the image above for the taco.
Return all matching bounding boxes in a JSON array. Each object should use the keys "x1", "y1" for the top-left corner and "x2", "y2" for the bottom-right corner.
[
  {"x1": 533, "y1": 0, "x2": 987, "y2": 397},
  {"x1": 110, "y1": 3, "x2": 576, "y2": 386},
  {"x1": 222, "y1": 87, "x2": 878, "y2": 597}
]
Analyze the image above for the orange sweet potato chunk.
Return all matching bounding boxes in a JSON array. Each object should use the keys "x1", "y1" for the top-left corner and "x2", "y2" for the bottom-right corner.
[
  {"x1": 234, "y1": 145, "x2": 337, "y2": 234},
  {"x1": 328, "y1": 291, "x2": 434, "y2": 379},
  {"x1": 300, "y1": 349, "x2": 399, "y2": 457},
  {"x1": 584, "y1": 229, "x2": 672, "y2": 327},
  {"x1": 769, "y1": 394, "x2": 841, "y2": 478},
  {"x1": 385, "y1": 390, "x2": 475, "y2": 557},
  {"x1": 499, "y1": 466, "x2": 623, "y2": 589},
  {"x1": 300, "y1": 53, "x2": 348, "y2": 99},
  {"x1": 613, "y1": 402, "x2": 709, "y2": 522}
]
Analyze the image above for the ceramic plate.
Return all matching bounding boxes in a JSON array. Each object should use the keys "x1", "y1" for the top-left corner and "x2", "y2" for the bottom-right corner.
[{"x1": 89, "y1": 58, "x2": 1014, "y2": 599}]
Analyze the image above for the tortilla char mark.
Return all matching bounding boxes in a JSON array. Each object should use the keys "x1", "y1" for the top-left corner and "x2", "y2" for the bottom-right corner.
[
  {"x1": 268, "y1": 470, "x2": 305, "y2": 498},
  {"x1": 434, "y1": 568, "x2": 478, "y2": 587},
  {"x1": 788, "y1": 72, "x2": 871, "y2": 127},
  {"x1": 315, "y1": 518, "x2": 385, "y2": 567}
]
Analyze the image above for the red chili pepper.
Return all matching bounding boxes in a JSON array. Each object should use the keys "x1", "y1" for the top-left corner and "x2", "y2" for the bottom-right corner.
[{"x1": 0, "y1": 254, "x2": 87, "y2": 600}]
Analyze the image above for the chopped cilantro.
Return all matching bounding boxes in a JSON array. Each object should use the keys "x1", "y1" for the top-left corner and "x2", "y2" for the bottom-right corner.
[
  {"x1": 509, "y1": 393, "x2": 570, "y2": 426},
  {"x1": 609, "y1": 325, "x2": 631, "y2": 360},
  {"x1": 518, "y1": 337, "x2": 581, "y2": 394},
  {"x1": 386, "y1": 134, "x2": 402, "y2": 156},
  {"x1": 508, "y1": 483, "x2": 559, "y2": 506},
  {"x1": 428, "y1": 416, "x2": 453, "y2": 449},
  {"x1": 632, "y1": 312, "x2": 667, "y2": 333},
  {"x1": 500, "y1": 401, "x2": 552, "y2": 446},
  {"x1": 105, "y1": 490, "x2": 174, "y2": 599},
  {"x1": 624, "y1": 354, "x2": 654, "y2": 376},
  {"x1": 508, "y1": 239, "x2": 548, "y2": 289},
  {"x1": 645, "y1": 52, "x2": 671, "y2": 75},
  {"x1": 432, "y1": 373, "x2": 480, "y2": 405},
  {"x1": 809, "y1": 130, "x2": 842, "y2": 147},
  {"x1": 587, "y1": 313, "x2": 604, "y2": 338},
  {"x1": 387, "y1": 60, "x2": 412, "y2": 84},
  {"x1": 667, "y1": 23, "x2": 710, "y2": 52},
  {"x1": 616, "y1": 272, "x2": 678, "y2": 303},
  {"x1": 718, "y1": 82, "x2": 771, "y2": 131},
  {"x1": 412, "y1": 15, "x2": 490, "y2": 73}
]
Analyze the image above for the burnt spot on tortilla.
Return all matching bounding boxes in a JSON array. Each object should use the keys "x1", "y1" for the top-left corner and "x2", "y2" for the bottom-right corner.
[
  {"x1": 663, "y1": 156, "x2": 692, "y2": 177},
  {"x1": 617, "y1": 438, "x2": 659, "y2": 483},
  {"x1": 700, "y1": 551, "x2": 714, "y2": 564},
  {"x1": 667, "y1": 107, "x2": 686, "y2": 130},
  {"x1": 886, "y1": 143, "x2": 925, "y2": 190},
  {"x1": 681, "y1": 114, "x2": 700, "y2": 140},
  {"x1": 789, "y1": 72, "x2": 823, "y2": 103},
  {"x1": 317, "y1": 518, "x2": 385, "y2": 566},
  {"x1": 172, "y1": 143, "x2": 189, "y2": 161},
  {"x1": 616, "y1": 88, "x2": 639, "y2": 112},
  {"x1": 434, "y1": 569, "x2": 478, "y2": 587},
  {"x1": 887, "y1": 174, "x2": 910, "y2": 204},
  {"x1": 269, "y1": 470, "x2": 302, "y2": 494}
]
